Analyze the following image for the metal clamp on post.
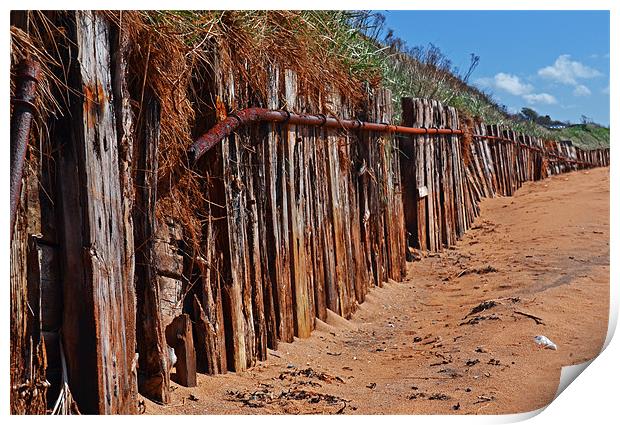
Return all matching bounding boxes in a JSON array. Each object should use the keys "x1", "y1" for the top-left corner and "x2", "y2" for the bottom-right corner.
[
  {"x1": 228, "y1": 113, "x2": 243, "y2": 127},
  {"x1": 11, "y1": 97, "x2": 38, "y2": 115}
]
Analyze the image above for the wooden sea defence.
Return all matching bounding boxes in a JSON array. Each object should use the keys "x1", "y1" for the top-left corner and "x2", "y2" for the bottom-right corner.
[
  {"x1": 400, "y1": 98, "x2": 472, "y2": 252},
  {"x1": 10, "y1": 14, "x2": 406, "y2": 412},
  {"x1": 192, "y1": 73, "x2": 408, "y2": 382},
  {"x1": 399, "y1": 97, "x2": 610, "y2": 255},
  {"x1": 10, "y1": 13, "x2": 609, "y2": 415}
]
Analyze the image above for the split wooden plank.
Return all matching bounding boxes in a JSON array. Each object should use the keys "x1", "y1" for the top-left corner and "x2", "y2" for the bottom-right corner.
[
  {"x1": 317, "y1": 123, "x2": 339, "y2": 310},
  {"x1": 423, "y1": 100, "x2": 438, "y2": 251},
  {"x1": 246, "y1": 127, "x2": 268, "y2": 361},
  {"x1": 367, "y1": 93, "x2": 388, "y2": 285},
  {"x1": 194, "y1": 241, "x2": 227, "y2": 374},
  {"x1": 256, "y1": 128, "x2": 279, "y2": 350},
  {"x1": 387, "y1": 94, "x2": 407, "y2": 280},
  {"x1": 338, "y1": 98, "x2": 360, "y2": 309},
  {"x1": 467, "y1": 127, "x2": 486, "y2": 200},
  {"x1": 299, "y1": 101, "x2": 318, "y2": 319},
  {"x1": 400, "y1": 98, "x2": 421, "y2": 251},
  {"x1": 325, "y1": 91, "x2": 352, "y2": 316},
  {"x1": 307, "y1": 124, "x2": 328, "y2": 322},
  {"x1": 111, "y1": 22, "x2": 139, "y2": 410},
  {"x1": 447, "y1": 106, "x2": 465, "y2": 240},
  {"x1": 482, "y1": 125, "x2": 498, "y2": 196},
  {"x1": 10, "y1": 170, "x2": 47, "y2": 414},
  {"x1": 474, "y1": 128, "x2": 489, "y2": 198},
  {"x1": 263, "y1": 65, "x2": 295, "y2": 343},
  {"x1": 438, "y1": 103, "x2": 454, "y2": 247},
  {"x1": 358, "y1": 127, "x2": 376, "y2": 287},
  {"x1": 222, "y1": 129, "x2": 253, "y2": 371},
  {"x1": 285, "y1": 69, "x2": 313, "y2": 337},
  {"x1": 376, "y1": 88, "x2": 405, "y2": 281},
  {"x1": 133, "y1": 96, "x2": 170, "y2": 404},
  {"x1": 215, "y1": 64, "x2": 258, "y2": 372},
  {"x1": 192, "y1": 293, "x2": 217, "y2": 375}
]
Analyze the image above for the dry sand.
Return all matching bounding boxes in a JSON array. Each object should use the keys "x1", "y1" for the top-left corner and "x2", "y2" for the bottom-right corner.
[{"x1": 145, "y1": 166, "x2": 609, "y2": 415}]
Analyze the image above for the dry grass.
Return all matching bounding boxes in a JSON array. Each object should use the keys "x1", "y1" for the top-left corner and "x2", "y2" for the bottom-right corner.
[
  {"x1": 102, "y1": 11, "x2": 387, "y2": 256},
  {"x1": 10, "y1": 12, "x2": 72, "y2": 118},
  {"x1": 10, "y1": 11, "x2": 79, "y2": 223},
  {"x1": 11, "y1": 10, "x2": 388, "y2": 264},
  {"x1": 106, "y1": 12, "x2": 204, "y2": 250}
]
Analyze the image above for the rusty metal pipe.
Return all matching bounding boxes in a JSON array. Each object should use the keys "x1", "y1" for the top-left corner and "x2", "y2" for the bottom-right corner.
[
  {"x1": 474, "y1": 134, "x2": 544, "y2": 152},
  {"x1": 189, "y1": 107, "x2": 463, "y2": 163},
  {"x1": 10, "y1": 59, "x2": 41, "y2": 240},
  {"x1": 474, "y1": 134, "x2": 591, "y2": 166},
  {"x1": 190, "y1": 107, "x2": 594, "y2": 168}
]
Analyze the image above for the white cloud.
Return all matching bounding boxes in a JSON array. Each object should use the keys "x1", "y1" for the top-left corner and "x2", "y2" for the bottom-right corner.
[
  {"x1": 475, "y1": 72, "x2": 533, "y2": 96},
  {"x1": 493, "y1": 73, "x2": 534, "y2": 96},
  {"x1": 523, "y1": 93, "x2": 558, "y2": 105},
  {"x1": 538, "y1": 55, "x2": 602, "y2": 85},
  {"x1": 476, "y1": 72, "x2": 560, "y2": 106},
  {"x1": 506, "y1": 105, "x2": 520, "y2": 115},
  {"x1": 573, "y1": 85, "x2": 592, "y2": 96}
]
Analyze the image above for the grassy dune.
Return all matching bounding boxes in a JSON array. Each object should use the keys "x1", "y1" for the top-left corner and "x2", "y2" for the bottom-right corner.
[{"x1": 550, "y1": 124, "x2": 610, "y2": 149}]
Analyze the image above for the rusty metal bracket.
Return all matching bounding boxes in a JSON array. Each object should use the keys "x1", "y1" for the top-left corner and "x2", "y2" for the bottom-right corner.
[{"x1": 10, "y1": 59, "x2": 41, "y2": 241}]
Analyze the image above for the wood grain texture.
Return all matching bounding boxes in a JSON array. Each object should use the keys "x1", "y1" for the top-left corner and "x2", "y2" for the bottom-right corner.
[
  {"x1": 166, "y1": 314, "x2": 197, "y2": 387},
  {"x1": 10, "y1": 176, "x2": 47, "y2": 414},
  {"x1": 55, "y1": 11, "x2": 137, "y2": 414},
  {"x1": 134, "y1": 96, "x2": 170, "y2": 404}
]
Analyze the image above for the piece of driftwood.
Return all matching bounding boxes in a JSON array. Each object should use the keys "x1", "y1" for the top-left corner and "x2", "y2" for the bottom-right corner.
[{"x1": 514, "y1": 310, "x2": 545, "y2": 325}]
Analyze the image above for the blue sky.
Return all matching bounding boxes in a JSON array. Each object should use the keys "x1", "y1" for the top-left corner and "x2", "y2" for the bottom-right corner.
[{"x1": 380, "y1": 10, "x2": 610, "y2": 126}]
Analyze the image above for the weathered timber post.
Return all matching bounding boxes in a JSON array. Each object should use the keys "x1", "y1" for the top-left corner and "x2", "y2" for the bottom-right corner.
[
  {"x1": 134, "y1": 96, "x2": 171, "y2": 403},
  {"x1": 263, "y1": 65, "x2": 295, "y2": 343},
  {"x1": 56, "y1": 11, "x2": 137, "y2": 414},
  {"x1": 400, "y1": 97, "x2": 429, "y2": 251},
  {"x1": 284, "y1": 70, "x2": 314, "y2": 337}
]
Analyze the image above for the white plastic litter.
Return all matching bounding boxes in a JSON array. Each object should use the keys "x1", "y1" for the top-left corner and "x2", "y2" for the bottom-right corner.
[
  {"x1": 167, "y1": 345, "x2": 177, "y2": 369},
  {"x1": 534, "y1": 335, "x2": 558, "y2": 350}
]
